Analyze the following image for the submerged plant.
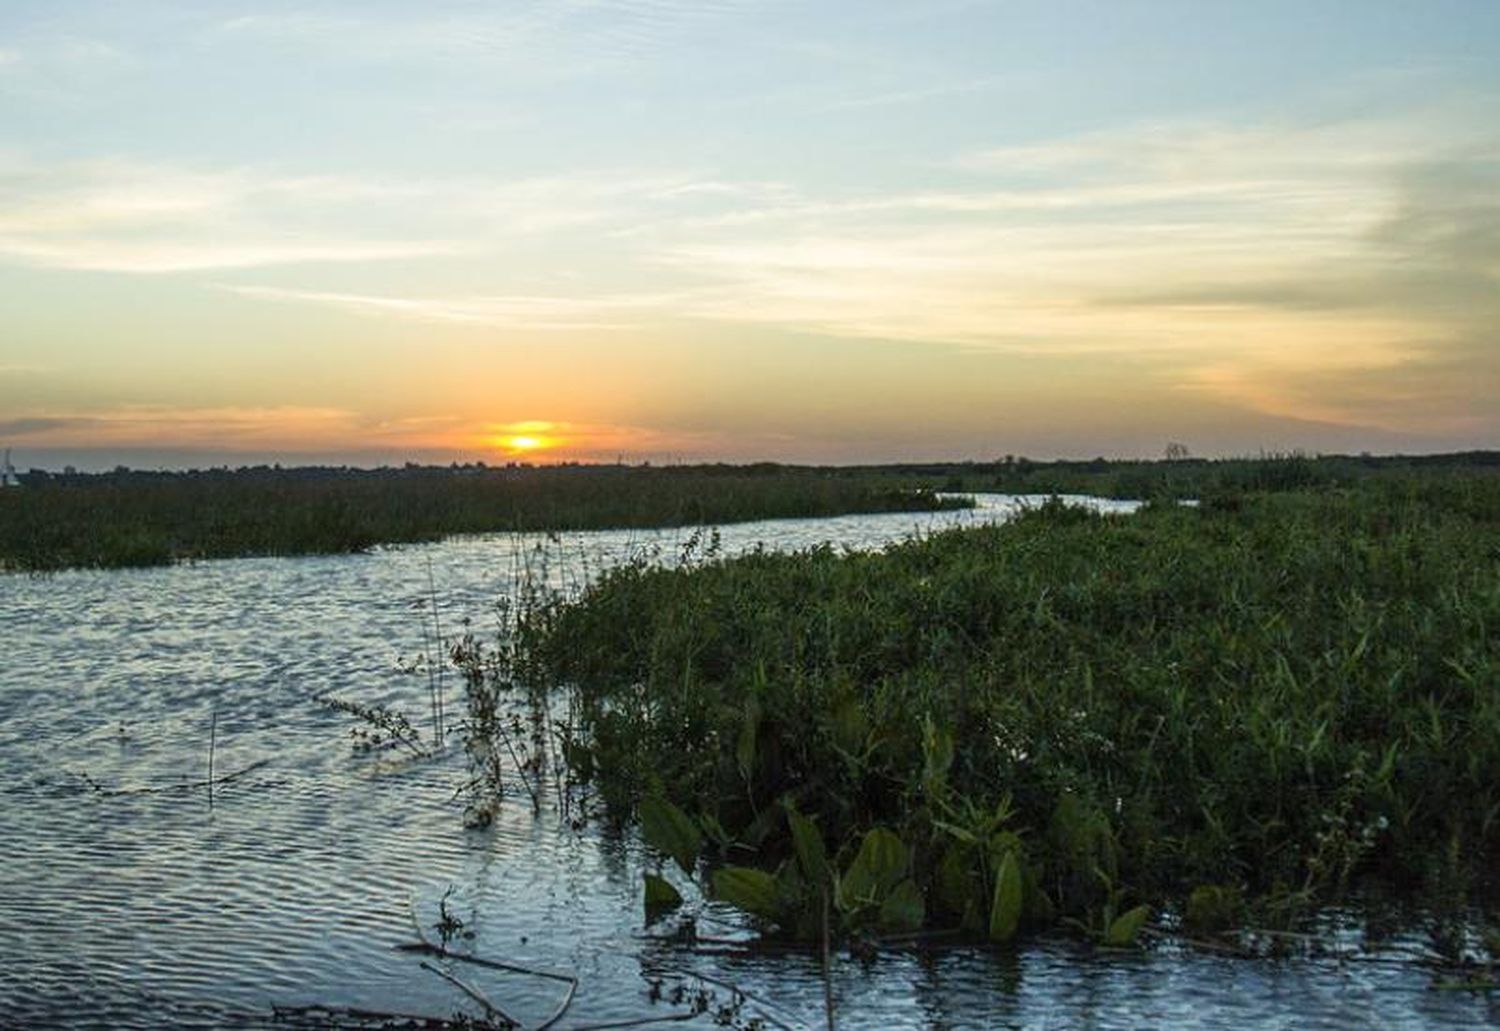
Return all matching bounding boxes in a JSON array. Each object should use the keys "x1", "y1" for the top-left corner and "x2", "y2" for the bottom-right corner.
[{"x1": 321, "y1": 695, "x2": 428, "y2": 757}]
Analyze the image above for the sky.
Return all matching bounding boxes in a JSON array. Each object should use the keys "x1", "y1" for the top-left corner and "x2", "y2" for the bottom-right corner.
[{"x1": 1, "y1": 1, "x2": 1497, "y2": 469}]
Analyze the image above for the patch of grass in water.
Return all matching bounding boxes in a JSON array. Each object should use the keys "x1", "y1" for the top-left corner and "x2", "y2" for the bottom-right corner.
[{"x1": 515, "y1": 477, "x2": 1500, "y2": 944}]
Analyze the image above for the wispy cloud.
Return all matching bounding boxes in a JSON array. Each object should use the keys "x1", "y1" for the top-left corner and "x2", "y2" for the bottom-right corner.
[
  {"x1": 0, "y1": 406, "x2": 363, "y2": 449},
  {"x1": 0, "y1": 158, "x2": 460, "y2": 272},
  {"x1": 220, "y1": 284, "x2": 691, "y2": 331},
  {"x1": 0, "y1": 156, "x2": 709, "y2": 273},
  {"x1": 188, "y1": 109, "x2": 1498, "y2": 441},
  {"x1": 0, "y1": 404, "x2": 768, "y2": 464},
  {"x1": 1, "y1": 238, "x2": 458, "y2": 274},
  {"x1": 0, "y1": 416, "x2": 73, "y2": 436},
  {"x1": 615, "y1": 113, "x2": 1497, "y2": 436}
]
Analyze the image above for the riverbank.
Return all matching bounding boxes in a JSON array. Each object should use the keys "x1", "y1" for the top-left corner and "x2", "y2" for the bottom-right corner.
[{"x1": 520, "y1": 476, "x2": 1500, "y2": 946}]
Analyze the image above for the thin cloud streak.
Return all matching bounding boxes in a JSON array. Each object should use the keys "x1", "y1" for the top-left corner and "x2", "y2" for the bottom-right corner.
[
  {"x1": 0, "y1": 404, "x2": 774, "y2": 465},
  {"x1": 1, "y1": 238, "x2": 459, "y2": 274},
  {"x1": 0, "y1": 155, "x2": 710, "y2": 272},
  {"x1": 220, "y1": 284, "x2": 695, "y2": 331},
  {"x1": 0, "y1": 406, "x2": 360, "y2": 448}
]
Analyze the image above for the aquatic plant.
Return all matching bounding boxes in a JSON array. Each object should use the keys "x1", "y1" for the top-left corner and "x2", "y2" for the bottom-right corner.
[
  {"x1": 515, "y1": 477, "x2": 1500, "y2": 943},
  {"x1": 321, "y1": 695, "x2": 429, "y2": 757}
]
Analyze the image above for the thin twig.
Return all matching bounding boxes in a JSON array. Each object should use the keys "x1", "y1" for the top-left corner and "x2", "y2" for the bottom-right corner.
[
  {"x1": 271, "y1": 1001, "x2": 502, "y2": 1028},
  {"x1": 821, "y1": 886, "x2": 835, "y2": 1031},
  {"x1": 534, "y1": 972, "x2": 578, "y2": 1031},
  {"x1": 207, "y1": 708, "x2": 217, "y2": 811},
  {"x1": 419, "y1": 960, "x2": 519, "y2": 1028},
  {"x1": 648, "y1": 968, "x2": 800, "y2": 1031},
  {"x1": 427, "y1": 555, "x2": 446, "y2": 749},
  {"x1": 568, "y1": 1014, "x2": 699, "y2": 1030},
  {"x1": 495, "y1": 715, "x2": 542, "y2": 811},
  {"x1": 76, "y1": 758, "x2": 271, "y2": 798},
  {"x1": 408, "y1": 896, "x2": 435, "y2": 949},
  {"x1": 403, "y1": 899, "x2": 578, "y2": 1030}
]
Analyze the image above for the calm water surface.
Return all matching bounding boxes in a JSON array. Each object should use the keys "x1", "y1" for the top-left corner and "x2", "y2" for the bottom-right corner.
[{"x1": 1, "y1": 496, "x2": 1492, "y2": 1028}]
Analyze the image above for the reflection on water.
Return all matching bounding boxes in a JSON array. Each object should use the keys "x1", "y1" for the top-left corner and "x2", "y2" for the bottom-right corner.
[{"x1": 1, "y1": 496, "x2": 1493, "y2": 1028}]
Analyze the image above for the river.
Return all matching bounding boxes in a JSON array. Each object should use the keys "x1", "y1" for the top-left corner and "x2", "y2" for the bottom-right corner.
[{"x1": 1, "y1": 496, "x2": 1490, "y2": 1028}]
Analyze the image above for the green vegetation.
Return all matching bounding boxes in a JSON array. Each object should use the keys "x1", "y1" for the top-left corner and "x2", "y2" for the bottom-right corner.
[
  {"x1": 872, "y1": 448, "x2": 1500, "y2": 501},
  {"x1": 7, "y1": 451, "x2": 1495, "y2": 572},
  {"x1": 513, "y1": 473, "x2": 1500, "y2": 943},
  {"x1": 0, "y1": 463, "x2": 965, "y2": 571}
]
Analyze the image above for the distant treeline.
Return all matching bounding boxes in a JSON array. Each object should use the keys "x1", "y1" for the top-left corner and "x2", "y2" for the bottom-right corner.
[
  {"x1": 18, "y1": 448, "x2": 1500, "y2": 494},
  {"x1": 0, "y1": 463, "x2": 966, "y2": 571}
]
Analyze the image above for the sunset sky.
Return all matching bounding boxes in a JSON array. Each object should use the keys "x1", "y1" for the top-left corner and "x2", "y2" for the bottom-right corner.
[{"x1": 2, "y1": 1, "x2": 1497, "y2": 469}]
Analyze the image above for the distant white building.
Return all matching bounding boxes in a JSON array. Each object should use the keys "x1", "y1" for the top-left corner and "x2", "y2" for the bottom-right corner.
[{"x1": 1, "y1": 449, "x2": 19, "y2": 487}]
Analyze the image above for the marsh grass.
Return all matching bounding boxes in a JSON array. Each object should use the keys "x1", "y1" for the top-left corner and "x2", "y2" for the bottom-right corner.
[
  {"x1": 901, "y1": 449, "x2": 1500, "y2": 501},
  {"x1": 446, "y1": 532, "x2": 597, "y2": 828},
  {"x1": 512, "y1": 476, "x2": 1500, "y2": 943},
  {"x1": 0, "y1": 464, "x2": 966, "y2": 572}
]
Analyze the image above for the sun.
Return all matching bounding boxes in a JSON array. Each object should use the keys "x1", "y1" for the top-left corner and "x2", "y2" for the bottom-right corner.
[{"x1": 485, "y1": 421, "x2": 563, "y2": 459}]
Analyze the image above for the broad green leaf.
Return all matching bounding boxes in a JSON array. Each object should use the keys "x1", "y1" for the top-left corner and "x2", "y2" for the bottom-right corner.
[
  {"x1": 1049, "y1": 793, "x2": 1112, "y2": 875},
  {"x1": 712, "y1": 866, "x2": 782, "y2": 922},
  {"x1": 735, "y1": 702, "x2": 759, "y2": 780},
  {"x1": 830, "y1": 698, "x2": 868, "y2": 756},
  {"x1": 878, "y1": 879, "x2": 926, "y2": 934},
  {"x1": 921, "y1": 715, "x2": 955, "y2": 799},
  {"x1": 1184, "y1": 885, "x2": 1240, "y2": 933},
  {"x1": 988, "y1": 830, "x2": 1024, "y2": 863},
  {"x1": 989, "y1": 850, "x2": 1023, "y2": 942},
  {"x1": 741, "y1": 800, "x2": 783, "y2": 849},
  {"x1": 1050, "y1": 793, "x2": 1085, "y2": 852},
  {"x1": 1104, "y1": 904, "x2": 1151, "y2": 947},
  {"x1": 838, "y1": 828, "x2": 908, "y2": 911},
  {"x1": 640, "y1": 796, "x2": 702, "y2": 877},
  {"x1": 786, "y1": 805, "x2": 828, "y2": 882},
  {"x1": 1024, "y1": 880, "x2": 1056, "y2": 924},
  {"x1": 698, "y1": 812, "x2": 732, "y2": 849},
  {"x1": 934, "y1": 845, "x2": 975, "y2": 918},
  {"x1": 644, "y1": 873, "x2": 682, "y2": 912},
  {"x1": 931, "y1": 819, "x2": 979, "y2": 845}
]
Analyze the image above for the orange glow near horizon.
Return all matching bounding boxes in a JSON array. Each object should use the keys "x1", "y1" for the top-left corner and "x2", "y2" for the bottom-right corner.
[{"x1": 488, "y1": 425, "x2": 563, "y2": 458}]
